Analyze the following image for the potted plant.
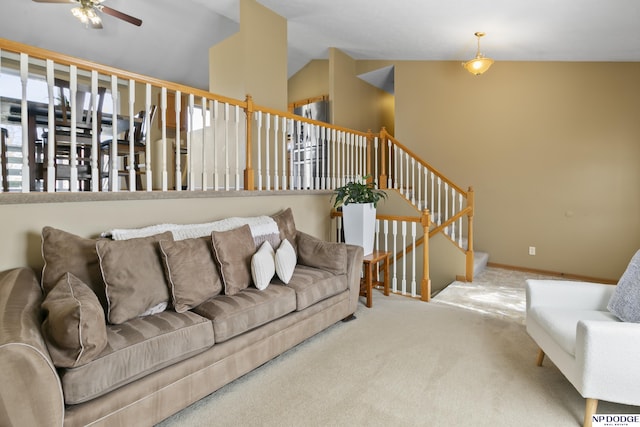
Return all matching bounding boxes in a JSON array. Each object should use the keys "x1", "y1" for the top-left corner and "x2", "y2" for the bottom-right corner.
[{"x1": 332, "y1": 175, "x2": 386, "y2": 255}]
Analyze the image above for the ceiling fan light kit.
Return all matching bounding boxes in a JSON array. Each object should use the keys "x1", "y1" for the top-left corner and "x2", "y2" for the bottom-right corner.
[
  {"x1": 463, "y1": 32, "x2": 494, "y2": 76},
  {"x1": 33, "y1": 0, "x2": 142, "y2": 29}
]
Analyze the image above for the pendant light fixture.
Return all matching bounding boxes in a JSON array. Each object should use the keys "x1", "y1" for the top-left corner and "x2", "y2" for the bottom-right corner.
[{"x1": 463, "y1": 32, "x2": 494, "y2": 75}]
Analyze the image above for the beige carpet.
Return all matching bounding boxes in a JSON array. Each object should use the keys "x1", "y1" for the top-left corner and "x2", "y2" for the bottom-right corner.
[{"x1": 157, "y1": 277, "x2": 638, "y2": 426}]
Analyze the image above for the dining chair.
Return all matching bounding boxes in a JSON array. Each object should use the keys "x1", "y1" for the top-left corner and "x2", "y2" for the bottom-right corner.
[
  {"x1": 40, "y1": 78, "x2": 106, "y2": 191},
  {"x1": 100, "y1": 105, "x2": 157, "y2": 191}
]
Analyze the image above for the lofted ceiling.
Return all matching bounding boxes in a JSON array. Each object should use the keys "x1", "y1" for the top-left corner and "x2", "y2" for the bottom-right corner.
[{"x1": 1, "y1": 0, "x2": 639, "y2": 90}]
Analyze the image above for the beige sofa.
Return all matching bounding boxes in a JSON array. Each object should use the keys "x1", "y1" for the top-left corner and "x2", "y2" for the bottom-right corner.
[{"x1": 0, "y1": 211, "x2": 364, "y2": 426}]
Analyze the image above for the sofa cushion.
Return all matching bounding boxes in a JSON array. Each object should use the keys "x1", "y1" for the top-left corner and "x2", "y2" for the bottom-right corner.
[
  {"x1": 275, "y1": 239, "x2": 296, "y2": 284},
  {"x1": 211, "y1": 224, "x2": 255, "y2": 295},
  {"x1": 59, "y1": 310, "x2": 214, "y2": 405},
  {"x1": 160, "y1": 237, "x2": 223, "y2": 312},
  {"x1": 41, "y1": 272, "x2": 108, "y2": 368},
  {"x1": 251, "y1": 241, "x2": 275, "y2": 290},
  {"x1": 608, "y1": 249, "x2": 640, "y2": 322},
  {"x1": 192, "y1": 285, "x2": 296, "y2": 343},
  {"x1": 528, "y1": 307, "x2": 620, "y2": 355},
  {"x1": 96, "y1": 231, "x2": 174, "y2": 324},
  {"x1": 281, "y1": 265, "x2": 349, "y2": 311},
  {"x1": 297, "y1": 232, "x2": 347, "y2": 276},
  {"x1": 271, "y1": 208, "x2": 297, "y2": 253},
  {"x1": 41, "y1": 226, "x2": 108, "y2": 311}
]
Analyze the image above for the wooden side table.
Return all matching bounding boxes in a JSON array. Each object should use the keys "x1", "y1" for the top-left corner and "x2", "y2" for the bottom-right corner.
[{"x1": 360, "y1": 250, "x2": 391, "y2": 308}]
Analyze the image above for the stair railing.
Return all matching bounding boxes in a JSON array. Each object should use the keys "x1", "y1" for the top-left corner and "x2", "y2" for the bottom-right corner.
[
  {"x1": 377, "y1": 128, "x2": 475, "y2": 282},
  {"x1": 331, "y1": 209, "x2": 432, "y2": 301}
]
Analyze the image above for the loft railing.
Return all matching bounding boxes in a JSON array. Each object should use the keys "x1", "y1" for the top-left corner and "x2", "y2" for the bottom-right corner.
[
  {"x1": 0, "y1": 38, "x2": 475, "y2": 286},
  {"x1": 0, "y1": 38, "x2": 370, "y2": 193}
]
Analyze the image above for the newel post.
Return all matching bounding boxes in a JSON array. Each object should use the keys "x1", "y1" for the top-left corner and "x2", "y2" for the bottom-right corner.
[
  {"x1": 465, "y1": 186, "x2": 475, "y2": 282},
  {"x1": 378, "y1": 127, "x2": 388, "y2": 189},
  {"x1": 243, "y1": 95, "x2": 255, "y2": 190},
  {"x1": 421, "y1": 209, "x2": 431, "y2": 302}
]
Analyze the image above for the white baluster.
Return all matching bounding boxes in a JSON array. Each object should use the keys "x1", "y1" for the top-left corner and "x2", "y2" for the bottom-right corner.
[
  {"x1": 416, "y1": 164, "x2": 422, "y2": 210},
  {"x1": 223, "y1": 102, "x2": 230, "y2": 190},
  {"x1": 69, "y1": 66, "x2": 78, "y2": 191},
  {"x1": 404, "y1": 150, "x2": 409, "y2": 199},
  {"x1": 211, "y1": 100, "x2": 218, "y2": 191},
  {"x1": 383, "y1": 219, "x2": 389, "y2": 254},
  {"x1": 444, "y1": 182, "x2": 449, "y2": 235},
  {"x1": 289, "y1": 119, "x2": 294, "y2": 190},
  {"x1": 110, "y1": 75, "x2": 119, "y2": 192},
  {"x1": 411, "y1": 157, "x2": 416, "y2": 206},
  {"x1": 160, "y1": 87, "x2": 168, "y2": 191},
  {"x1": 145, "y1": 84, "x2": 154, "y2": 192},
  {"x1": 387, "y1": 139, "x2": 393, "y2": 189},
  {"x1": 430, "y1": 171, "x2": 435, "y2": 221},
  {"x1": 423, "y1": 167, "x2": 428, "y2": 212},
  {"x1": 186, "y1": 93, "x2": 195, "y2": 191},
  {"x1": 392, "y1": 220, "x2": 398, "y2": 293},
  {"x1": 459, "y1": 193, "x2": 464, "y2": 247},
  {"x1": 273, "y1": 114, "x2": 279, "y2": 191},
  {"x1": 175, "y1": 92, "x2": 183, "y2": 191},
  {"x1": 437, "y1": 176, "x2": 442, "y2": 226},
  {"x1": 314, "y1": 125, "x2": 320, "y2": 189},
  {"x1": 375, "y1": 219, "x2": 380, "y2": 252},
  {"x1": 256, "y1": 111, "x2": 262, "y2": 190},
  {"x1": 401, "y1": 221, "x2": 407, "y2": 295},
  {"x1": 411, "y1": 222, "x2": 417, "y2": 297},
  {"x1": 265, "y1": 112, "x2": 271, "y2": 191},
  {"x1": 19, "y1": 54, "x2": 30, "y2": 192},
  {"x1": 89, "y1": 71, "x2": 99, "y2": 191},
  {"x1": 45, "y1": 60, "x2": 55, "y2": 192},
  {"x1": 393, "y1": 145, "x2": 398, "y2": 190},
  {"x1": 234, "y1": 105, "x2": 240, "y2": 190},
  {"x1": 200, "y1": 97, "x2": 207, "y2": 191},
  {"x1": 374, "y1": 136, "x2": 379, "y2": 187},
  {"x1": 126, "y1": 80, "x2": 136, "y2": 191},
  {"x1": 281, "y1": 117, "x2": 287, "y2": 190}
]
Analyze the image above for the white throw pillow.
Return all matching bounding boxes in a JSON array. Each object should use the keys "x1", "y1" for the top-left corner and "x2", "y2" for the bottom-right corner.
[
  {"x1": 251, "y1": 241, "x2": 275, "y2": 290},
  {"x1": 275, "y1": 239, "x2": 296, "y2": 284}
]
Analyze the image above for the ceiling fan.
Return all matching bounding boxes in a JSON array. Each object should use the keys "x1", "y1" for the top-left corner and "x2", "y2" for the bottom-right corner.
[{"x1": 32, "y1": 0, "x2": 143, "y2": 29}]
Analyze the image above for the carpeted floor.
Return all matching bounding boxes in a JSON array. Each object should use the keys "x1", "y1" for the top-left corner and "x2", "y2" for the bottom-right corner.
[{"x1": 157, "y1": 268, "x2": 638, "y2": 426}]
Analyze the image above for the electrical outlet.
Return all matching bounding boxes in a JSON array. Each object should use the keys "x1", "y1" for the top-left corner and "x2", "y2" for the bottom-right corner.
[{"x1": 529, "y1": 246, "x2": 536, "y2": 256}]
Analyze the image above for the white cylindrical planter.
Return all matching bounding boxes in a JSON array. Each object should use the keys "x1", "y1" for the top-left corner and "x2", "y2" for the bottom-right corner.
[{"x1": 342, "y1": 202, "x2": 376, "y2": 256}]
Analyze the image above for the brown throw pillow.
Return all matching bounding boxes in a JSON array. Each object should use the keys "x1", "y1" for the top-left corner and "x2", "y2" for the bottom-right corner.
[
  {"x1": 96, "y1": 231, "x2": 173, "y2": 324},
  {"x1": 41, "y1": 226, "x2": 108, "y2": 311},
  {"x1": 271, "y1": 208, "x2": 297, "y2": 253},
  {"x1": 297, "y1": 232, "x2": 347, "y2": 276},
  {"x1": 211, "y1": 225, "x2": 255, "y2": 295},
  {"x1": 160, "y1": 237, "x2": 223, "y2": 312},
  {"x1": 41, "y1": 272, "x2": 108, "y2": 368}
]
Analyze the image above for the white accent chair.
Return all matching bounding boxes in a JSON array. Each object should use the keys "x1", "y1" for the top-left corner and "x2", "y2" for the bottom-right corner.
[{"x1": 526, "y1": 279, "x2": 640, "y2": 427}]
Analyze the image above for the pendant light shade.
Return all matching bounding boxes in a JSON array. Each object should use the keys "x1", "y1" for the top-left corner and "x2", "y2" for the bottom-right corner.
[{"x1": 463, "y1": 32, "x2": 494, "y2": 75}]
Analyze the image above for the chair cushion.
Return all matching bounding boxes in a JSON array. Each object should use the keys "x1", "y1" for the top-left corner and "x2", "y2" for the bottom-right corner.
[
  {"x1": 529, "y1": 307, "x2": 619, "y2": 355},
  {"x1": 608, "y1": 249, "x2": 640, "y2": 322},
  {"x1": 59, "y1": 310, "x2": 214, "y2": 405},
  {"x1": 41, "y1": 272, "x2": 108, "y2": 368},
  {"x1": 192, "y1": 285, "x2": 296, "y2": 343},
  {"x1": 211, "y1": 225, "x2": 255, "y2": 295},
  {"x1": 160, "y1": 236, "x2": 223, "y2": 312},
  {"x1": 281, "y1": 265, "x2": 349, "y2": 311},
  {"x1": 96, "y1": 231, "x2": 173, "y2": 324}
]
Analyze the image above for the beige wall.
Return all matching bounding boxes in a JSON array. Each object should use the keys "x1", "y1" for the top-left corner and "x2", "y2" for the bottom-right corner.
[
  {"x1": 329, "y1": 49, "x2": 390, "y2": 133},
  {"x1": 209, "y1": 0, "x2": 287, "y2": 110},
  {"x1": 394, "y1": 61, "x2": 640, "y2": 281},
  {"x1": 0, "y1": 194, "x2": 332, "y2": 274},
  {"x1": 288, "y1": 60, "x2": 329, "y2": 105}
]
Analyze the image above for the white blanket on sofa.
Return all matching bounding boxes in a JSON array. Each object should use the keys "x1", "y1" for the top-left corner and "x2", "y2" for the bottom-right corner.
[{"x1": 103, "y1": 216, "x2": 280, "y2": 246}]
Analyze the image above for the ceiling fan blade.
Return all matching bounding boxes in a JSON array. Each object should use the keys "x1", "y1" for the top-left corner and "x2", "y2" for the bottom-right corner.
[
  {"x1": 32, "y1": 0, "x2": 75, "y2": 3},
  {"x1": 100, "y1": 5, "x2": 142, "y2": 27}
]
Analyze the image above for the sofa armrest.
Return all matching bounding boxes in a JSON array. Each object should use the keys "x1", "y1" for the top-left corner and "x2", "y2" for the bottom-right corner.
[
  {"x1": 576, "y1": 319, "x2": 640, "y2": 405},
  {"x1": 525, "y1": 279, "x2": 615, "y2": 312},
  {"x1": 0, "y1": 268, "x2": 64, "y2": 427}
]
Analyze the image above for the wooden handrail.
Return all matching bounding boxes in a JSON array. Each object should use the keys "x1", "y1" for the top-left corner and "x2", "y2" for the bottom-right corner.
[
  {"x1": 380, "y1": 129, "x2": 467, "y2": 196},
  {"x1": 0, "y1": 38, "x2": 246, "y2": 108},
  {"x1": 428, "y1": 207, "x2": 472, "y2": 238}
]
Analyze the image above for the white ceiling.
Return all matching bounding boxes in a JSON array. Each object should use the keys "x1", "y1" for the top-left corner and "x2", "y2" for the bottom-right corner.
[{"x1": 2, "y1": 0, "x2": 640, "y2": 90}]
